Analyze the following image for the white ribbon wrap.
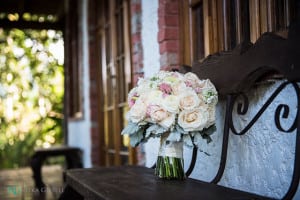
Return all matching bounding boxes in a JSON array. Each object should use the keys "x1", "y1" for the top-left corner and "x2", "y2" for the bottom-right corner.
[{"x1": 158, "y1": 139, "x2": 183, "y2": 158}]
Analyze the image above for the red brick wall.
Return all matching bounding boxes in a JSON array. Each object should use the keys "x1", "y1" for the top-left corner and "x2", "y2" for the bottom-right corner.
[
  {"x1": 131, "y1": 0, "x2": 181, "y2": 78},
  {"x1": 131, "y1": 0, "x2": 144, "y2": 84},
  {"x1": 130, "y1": 0, "x2": 146, "y2": 165},
  {"x1": 158, "y1": 0, "x2": 180, "y2": 71},
  {"x1": 88, "y1": 0, "x2": 101, "y2": 166}
]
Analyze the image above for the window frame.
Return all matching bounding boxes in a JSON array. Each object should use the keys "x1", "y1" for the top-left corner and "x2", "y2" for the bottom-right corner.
[{"x1": 179, "y1": 0, "x2": 294, "y2": 67}]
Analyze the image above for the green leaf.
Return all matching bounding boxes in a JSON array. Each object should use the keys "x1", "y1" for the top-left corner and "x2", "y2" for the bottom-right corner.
[
  {"x1": 150, "y1": 76, "x2": 159, "y2": 81},
  {"x1": 121, "y1": 122, "x2": 140, "y2": 135},
  {"x1": 200, "y1": 125, "x2": 216, "y2": 136},
  {"x1": 203, "y1": 135, "x2": 212, "y2": 144}
]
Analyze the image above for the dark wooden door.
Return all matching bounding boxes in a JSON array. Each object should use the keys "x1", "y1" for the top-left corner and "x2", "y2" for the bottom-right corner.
[{"x1": 97, "y1": 0, "x2": 136, "y2": 166}]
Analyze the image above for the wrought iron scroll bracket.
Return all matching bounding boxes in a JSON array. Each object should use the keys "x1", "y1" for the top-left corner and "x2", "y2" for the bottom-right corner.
[
  {"x1": 210, "y1": 81, "x2": 300, "y2": 200},
  {"x1": 229, "y1": 81, "x2": 299, "y2": 135}
]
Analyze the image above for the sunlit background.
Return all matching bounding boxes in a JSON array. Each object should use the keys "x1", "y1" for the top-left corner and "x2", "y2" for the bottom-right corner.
[{"x1": 0, "y1": 27, "x2": 64, "y2": 169}]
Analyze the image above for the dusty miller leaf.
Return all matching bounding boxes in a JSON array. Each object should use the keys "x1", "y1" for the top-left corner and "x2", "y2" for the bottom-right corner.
[
  {"x1": 166, "y1": 130, "x2": 181, "y2": 142},
  {"x1": 145, "y1": 124, "x2": 167, "y2": 137},
  {"x1": 129, "y1": 129, "x2": 144, "y2": 147},
  {"x1": 175, "y1": 124, "x2": 188, "y2": 135},
  {"x1": 182, "y1": 134, "x2": 194, "y2": 147},
  {"x1": 121, "y1": 122, "x2": 140, "y2": 136}
]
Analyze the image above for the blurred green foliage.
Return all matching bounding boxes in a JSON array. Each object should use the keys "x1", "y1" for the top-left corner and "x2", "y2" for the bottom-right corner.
[{"x1": 0, "y1": 28, "x2": 64, "y2": 169}]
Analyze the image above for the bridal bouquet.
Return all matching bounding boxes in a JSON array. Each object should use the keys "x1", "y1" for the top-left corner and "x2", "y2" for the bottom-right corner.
[{"x1": 121, "y1": 70, "x2": 218, "y2": 179}]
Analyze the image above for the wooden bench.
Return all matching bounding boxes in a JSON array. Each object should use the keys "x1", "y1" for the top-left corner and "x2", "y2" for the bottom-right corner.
[
  {"x1": 30, "y1": 145, "x2": 83, "y2": 191},
  {"x1": 58, "y1": 23, "x2": 300, "y2": 200}
]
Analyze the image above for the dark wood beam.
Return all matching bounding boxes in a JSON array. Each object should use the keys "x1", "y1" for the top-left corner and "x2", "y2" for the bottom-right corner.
[
  {"x1": 0, "y1": 19, "x2": 64, "y2": 30},
  {"x1": 17, "y1": 0, "x2": 25, "y2": 16},
  {"x1": 0, "y1": 0, "x2": 65, "y2": 16},
  {"x1": 180, "y1": 22, "x2": 300, "y2": 96}
]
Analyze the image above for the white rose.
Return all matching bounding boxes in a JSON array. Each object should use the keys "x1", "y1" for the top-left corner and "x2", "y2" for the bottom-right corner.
[
  {"x1": 136, "y1": 82, "x2": 152, "y2": 95},
  {"x1": 206, "y1": 105, "x2": 216, "y2": 128},
  {"x1": 163, "y1": 73, "x2": 184, "y2": 84},
  {"x1": 157, "y1": 70, "x2": 169, "y2": 79},
  {"x1": 149, "y1": 105, "x2": 167, "y2": 122},
  {"x1": 146, "y1": 90, "x2": 163, "y2": 105},
  {"x1": 159, "y1": 113, "x2": 175, "y2": 129},
  {"x1": 137, "y1": 77, "x2": 147, "y2": 86},
  {"x1": 198, "y1": 79, "x2": 217, "y2": 93},
  {"x1": 178, "y1": 108, "x2": 209, "y2": 132},
  {"x1": 128, "y1": 87, "x2": 137, "y2": 99},
  {"x1": 128, "y1": 99, "x2": 147, "y2": 123},
  {"x1": 171, "y1": 71, "x2": 185, "y2": 81},
  {"x1": 127, "y1": 87, "x2": 139, "y2": 107},
  {"x1": 200, "y1": 103, "x2": 216, "y2": 128},
  {"x1": 184, "y1": 72, "x2": 200, "y2": 87},
  {"x1": 148, "y1": 105, "x2": 175, "y2": 129},
  {"x1": 196, "y1": 79, "x2": 218, "y2": 104},
  {"x1": 179, "y1": 90, "x2": 200, "y2": 110},
  {"x1": 172, "y1": 81, "x2": 188, "y2": 96},
  {"x1": 162, "y1": 95, "x2": 179, "y2": 113}
]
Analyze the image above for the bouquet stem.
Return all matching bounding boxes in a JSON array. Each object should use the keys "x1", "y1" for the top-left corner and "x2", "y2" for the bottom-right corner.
[{"x1": 155, "y1": 134, "x2": 185, "y2": 180}]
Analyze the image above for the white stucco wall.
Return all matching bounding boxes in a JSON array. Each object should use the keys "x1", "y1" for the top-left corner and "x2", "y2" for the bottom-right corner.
[
  {"x1": 140, "y1": 1, "x2": 299, "y2": 199},
  {"x1": 141, "y1": 0, "x2": 160, "y2": 78},
  {"x1": 141, "y1": 0, "x2": 161, "y2": 167},
  {"x1": 67, "y1": 0, "x2": 92, "y2": 168}
]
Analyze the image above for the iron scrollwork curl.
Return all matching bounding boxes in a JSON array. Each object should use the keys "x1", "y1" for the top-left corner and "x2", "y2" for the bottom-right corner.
[
  {"x1": 229, "y1": 81, "x2": 299, "y2": 135},
  {"x1": 275, "y1": 104, "x2": 298, "y2": 133}
]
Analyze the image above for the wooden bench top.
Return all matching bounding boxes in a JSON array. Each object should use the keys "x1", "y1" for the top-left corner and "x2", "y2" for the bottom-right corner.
[{"x1": 65, "y1": 165, "x2": 271, "y2": 200}]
